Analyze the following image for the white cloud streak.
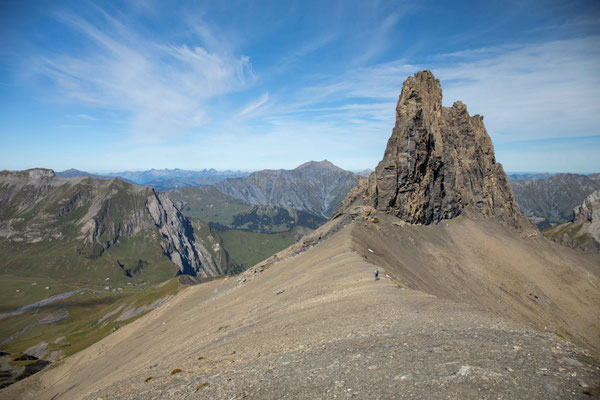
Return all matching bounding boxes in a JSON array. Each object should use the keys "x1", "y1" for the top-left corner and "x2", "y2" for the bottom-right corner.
[
  {"x1": 37, "y1": 10, "x2": 253, "y2": 141},
  {"x1": 283, "y1": 36, "x2": 600, "y2": 145},
  {"x1": 237, "y1": 92, "x2": 269, "y2": 118}
]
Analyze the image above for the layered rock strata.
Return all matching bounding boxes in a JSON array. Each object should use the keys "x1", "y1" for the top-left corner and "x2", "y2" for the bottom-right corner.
[{"x1": 340, "y1": 70, "x2": 533, "y2": 232}]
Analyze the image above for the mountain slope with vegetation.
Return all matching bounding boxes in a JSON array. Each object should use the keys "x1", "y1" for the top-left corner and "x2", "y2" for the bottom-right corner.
[
  {"x1": 0, "y1": 169, "x2": 219, "y2": 278},
  {"x1": 0, "y1": 169, "x2": 232, "y2": 386},
  {"x1": 510, "y1": 173, "x2": 600, "y2": 230},
  {"x1": 543, "y1": 189, "x2": 600, "y2": 253},
  {"x1": 168, "y1": 185, "x2": 327, "y2": 233}
]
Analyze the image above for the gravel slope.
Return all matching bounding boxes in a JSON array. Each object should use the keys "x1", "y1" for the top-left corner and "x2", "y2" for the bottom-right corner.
[{"x1": 3, "y1": 218, "x2": 599, "y2": 399}]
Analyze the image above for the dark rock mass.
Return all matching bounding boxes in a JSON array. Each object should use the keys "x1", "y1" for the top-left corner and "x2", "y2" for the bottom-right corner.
[{"x1": 339, "y1": 70, "x2": 533, "y2": 232}]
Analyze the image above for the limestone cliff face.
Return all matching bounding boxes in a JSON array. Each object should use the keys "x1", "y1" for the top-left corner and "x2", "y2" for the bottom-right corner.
[
  {"x1": 574, "y1": 190, "x2": 600, "y2": 225},
  {"x1": 544, "y1": 189, "x2": 600, "y2": 253},
  {"x1": 0, "y1": 169, "x2": 220, "y2": 276},
  {"x1": 340, "y1": 70, "x2": 533, "y2": 232},
  {"x1": 146, "y1": 190, "x2": 219, "y2": 277}
]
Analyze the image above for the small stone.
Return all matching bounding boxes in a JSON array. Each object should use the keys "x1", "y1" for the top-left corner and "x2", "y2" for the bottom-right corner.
[
  {"x1": 560, "y1": 357, "x2": 584, "y2": 367},
  {"x1": 543, "y1": 384, "x2": 558, "y2": 394},
  {"x1": 276, "y1": 289, "x2": 285, "y2": 295},
  {"x1": 579, "y1": 381, "x2": 589, "y2": 389}
]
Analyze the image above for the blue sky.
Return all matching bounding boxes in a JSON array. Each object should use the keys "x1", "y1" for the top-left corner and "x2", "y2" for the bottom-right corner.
[{"x1": 0, "y1": 0, "x2": 599, "y2": 173}]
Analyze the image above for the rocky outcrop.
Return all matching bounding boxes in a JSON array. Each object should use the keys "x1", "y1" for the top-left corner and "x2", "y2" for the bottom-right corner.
[
  {"x1": 0, "y1": 170, "x2": 221, "y2": 277},
  {"x1": 146, "y1": 190, "x2": 218, "y2": 276},
  {"x1": 574, "y1": 189, "x2": 600, "y2": 226},
  {"x1": 544, "y1": 189, "x2": 600, "y2": 253},
  {"x1": 339, "y1": 70, "x2": 533, "y2": 232}
]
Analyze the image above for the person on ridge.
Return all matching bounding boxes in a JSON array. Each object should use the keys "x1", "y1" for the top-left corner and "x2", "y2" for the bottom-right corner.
[{"x1": 375, "y1": 268, "x2": 379, "y2": 281}]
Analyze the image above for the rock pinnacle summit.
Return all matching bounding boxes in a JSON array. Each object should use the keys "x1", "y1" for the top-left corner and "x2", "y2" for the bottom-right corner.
[{"x1": 341, "y1": 70, "x2": 533, "y2": 232}]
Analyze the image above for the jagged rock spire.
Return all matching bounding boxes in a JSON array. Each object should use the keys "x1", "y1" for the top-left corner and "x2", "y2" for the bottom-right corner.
[{"x1": 341, "y1": 70, "x2": 532, "y2": 231}]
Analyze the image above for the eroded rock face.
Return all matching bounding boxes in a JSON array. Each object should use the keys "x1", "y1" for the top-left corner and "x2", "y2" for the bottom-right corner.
[
  {"x1": 542, "y1": 190, "x2": 600, "y2": 253},
  {"x1": 0, "y1": 170, "x2": 220, "y2": 277},
  {"x1": 341, "y1": 70, "x2": 532, "y2": 232},
  {"x1": 146, "y1": 190, "x2": 219, "y2": 277},
  {"x1": 574, "y1": 190, "x2": 600, "y2": 225}
]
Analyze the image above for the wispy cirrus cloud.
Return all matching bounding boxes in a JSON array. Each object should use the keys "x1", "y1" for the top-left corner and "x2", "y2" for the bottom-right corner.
[
  {"x1": 35, "y1": 9, "x2": 253, "y2": 141},
  {"x1": 277, "y1": 36, "x2": 600, "y2": 145},
  {"x1": 236, "y1": 92, "x2": 270, "y2": 118}
]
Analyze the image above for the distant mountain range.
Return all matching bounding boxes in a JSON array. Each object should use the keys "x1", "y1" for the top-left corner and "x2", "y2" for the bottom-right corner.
[
  {"x1": 55, "y1": 168, "x2": 113, "y2": 180},
  {"x1": 214, "y1": 160, "x2": 359, "y2": 218},
  {"x1": 509, "y1": 173, "x2": 600, "y2": 229},
  {"x1": 50, "y1": 167, "x2": 600, "y2": 234},
  {"x1": 506, "y1": 172, "x2": 557, "y2": 181},
  {"x1": 56, "y1": 168, "x2": 251, "y2": 191}
]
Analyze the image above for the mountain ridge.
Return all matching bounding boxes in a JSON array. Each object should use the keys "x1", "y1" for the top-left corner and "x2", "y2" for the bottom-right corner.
[
  {"x1": 510, "y1": 173, "x2": 600, "y2": 229},
  {"x1": 214, "y1": 160, "x2": 359, "y2": 218},
  {"x1": 543, "y1": 188, "x2": 600, "y2": 253},
  {"x1": 0, "y1": 168, "x2": 219, "y2": 277}
]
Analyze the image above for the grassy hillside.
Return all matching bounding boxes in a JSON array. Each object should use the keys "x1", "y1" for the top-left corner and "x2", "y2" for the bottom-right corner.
[
  {"x1": 0, "y1": 274, "x2": 195, "y2": 389},
  {"x1": 0, "y1": 230, "x2": 178, "y2": 285},
  {"x1": 167, "y1": 185, "x2": 326, "y2": 233},
  {"x1": 217, "y1": 226, "x2": 308, "y2": 269},
  {"x1": 168, "y1": 186, "x2": 254, "y2": 226},
  {"x1": 191, "y1": 218, "x2": 310, "y2": 273},
  {"x1": 543, "y1": 222, "x2": 600, "y2": 253},
  {"x1": 0, "y1": 170, "x2": 230, "y2": 388}
]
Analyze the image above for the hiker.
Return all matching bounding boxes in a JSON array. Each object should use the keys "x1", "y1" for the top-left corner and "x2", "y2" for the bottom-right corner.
[{"x1": 375, "y1": 268, "x2": 379, "y2": 280}]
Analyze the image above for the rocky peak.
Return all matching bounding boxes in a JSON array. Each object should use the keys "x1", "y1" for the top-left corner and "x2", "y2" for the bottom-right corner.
[
  {"x1": 0, "y1": 168, "x2": 56, "y2": 180},
  {"x1": 574, "y1": 189, "x2": 600, "y2": 225},
  {"x1": 295, "y1": 160, "x2": 341, "y2": 171},
  {"x1": 27, "y1": 168, "x2": 56, "y2": 179},
  {"x1": 340, "y1": 70, "x2": 533, "y2": 232},
  {"x1": 146, "y1": 189, "x2": 219, "y2": 277}
]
